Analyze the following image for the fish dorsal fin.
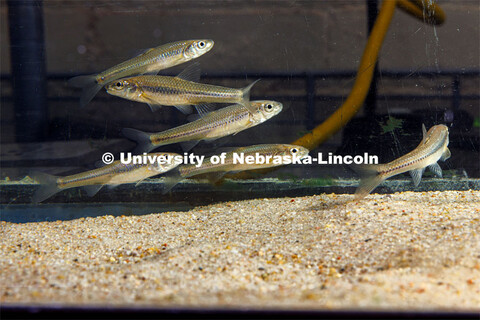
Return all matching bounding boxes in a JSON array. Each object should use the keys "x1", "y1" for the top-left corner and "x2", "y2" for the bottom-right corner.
[
  {"x1": 422, "y1": 124, "x2": 427, "y2": 142},
  {"x1": 176, "y1": 62, "x2": 201, "y2": 82},
  {"x1": 83, "y1": 185, "x2": 103, "y2": 197},
  {"x1": 409, "y1": 168, "x2": 425, "y2": 187},
  {"x1": 132, "y1": 48, "x2": 154, "y2": 58},
  {"x1": 194, "y1": 103, "x2": 215, "y2": 117},
  {"x1": 441, "y1": 148, "x2": 451, "y2": 161},
  {"x1": 428, "y1": 163, "x2": 443, "y2": 178}
]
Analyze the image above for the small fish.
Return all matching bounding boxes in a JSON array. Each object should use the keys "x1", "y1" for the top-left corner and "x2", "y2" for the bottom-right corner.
[
  {"x1": 31, "y1": 152, "x2": 181, "y2": 203},
  {"x1": 164, "y1": 144, "x2": 309, "y2": 193},
  {"x1": 68, "y1": 39, "x2": 214, "y2": 107},
  {"x1": 352, "y1": 124, "x2": 451, "y2": 199},
  {"x1": 122, "y1": 100, "x2": 283, "y2": 154},
  {"x1": 105, "y1": 64, "x2": 260, "y2": 115}
]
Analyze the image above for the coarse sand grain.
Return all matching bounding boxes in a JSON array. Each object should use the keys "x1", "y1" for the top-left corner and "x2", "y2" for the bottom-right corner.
[{"x1": 1, "y1": 190, "x2": 479, "y2": 311}]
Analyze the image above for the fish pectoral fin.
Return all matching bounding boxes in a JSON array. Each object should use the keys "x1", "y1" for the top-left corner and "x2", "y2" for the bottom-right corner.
[
  {"x1": 428, "y1": 163, "x2": 443, "y2": 178},
  {"x1": 82, "y1": 185, "x2": 103, "y2": 197},
  {"x1": 409, "y1": 168, "x2": 425, "y2": 187},
  {"x1": 441, "y1": 147, "x2": 451, "y2": 161},
  {"x1": 135, "y1": 178, "x2": 148, "y2": 187},
  {"x1": 176, "y1": 62, "x2": 201, "y2": 82},
  {"x1": 139, "y1": 95, "x2": 164, "y2": 112}
]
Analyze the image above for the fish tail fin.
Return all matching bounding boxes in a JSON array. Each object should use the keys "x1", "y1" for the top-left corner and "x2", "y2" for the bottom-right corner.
[
  {"x1": 351, "y1": 164, "x2": 386, "y2": 200},
  {"x1": 31, "y1": 172, "x2": 61, "y2": 203},
  {"x1": 122, "y1": 128, "x2": 156, "y2": 154},
  {"x1": 240, "y1": 79, "x2": 260, "y2": 114},
  {"x1": 68, "y1": 74, "x2": 102, "y2": 107}
]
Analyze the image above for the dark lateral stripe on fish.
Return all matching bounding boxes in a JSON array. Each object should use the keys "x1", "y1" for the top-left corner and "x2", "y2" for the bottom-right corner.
[
  {"x1": 58, "y1": 163, "x2": 144, "y2": 187},
  {"x1": 141, "y1": 85, "x2": 235, "y2": 98},
  {"x1": 151, "y1": 112, "x2": 248, "y2": 144}
]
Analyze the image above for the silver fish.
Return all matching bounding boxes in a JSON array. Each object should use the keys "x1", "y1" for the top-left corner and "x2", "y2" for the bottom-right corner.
[
  {"x1": 68, "y1": 39, "x2": 214, "y2": 107},
  {"x1": 353, "y1": 124, "x2": 451, "y2": 199},
  {"x1": 122, "y1": 100, "x2": 283, "y2": 153},
  {"x1": 105, "y1": 64, "x2": 260, "y2": 115},
  {"x1": 32, "y1": 152, "x2": 181, "y2": 203},
  {"x1": 163, "y1": 144, "x2": 310, "y2": 193}
]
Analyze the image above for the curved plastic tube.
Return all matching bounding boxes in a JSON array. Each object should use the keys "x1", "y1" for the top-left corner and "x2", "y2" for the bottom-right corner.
[
  {"x1": 228, "y1": 0, "x2": 445, "y2": 180},
  {"x1": 397, "y1": 0, "x2": 445, "y2": 25}
]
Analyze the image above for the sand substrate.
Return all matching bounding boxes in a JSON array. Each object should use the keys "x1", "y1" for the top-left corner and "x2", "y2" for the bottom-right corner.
[{"x1": 1, "y1": 190, "x2": 479, "y2": 311}]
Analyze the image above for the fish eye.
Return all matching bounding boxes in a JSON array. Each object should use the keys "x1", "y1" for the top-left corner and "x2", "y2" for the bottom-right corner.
[
  {"x1": 291, "y1": 148, "x2": 298, "y2": 154},
  {"x1": 265, "y1": 103, "x2": 273, "y2": 111},
  {"x1": 114, "y1": 81, "x2": 123, "y2": 89},
  {"x1": 198, "y1": 41, "x2": 206, "y2": 48},
  {"x1": 100, "y1": 76, "x2": 105, "y2": 81}
]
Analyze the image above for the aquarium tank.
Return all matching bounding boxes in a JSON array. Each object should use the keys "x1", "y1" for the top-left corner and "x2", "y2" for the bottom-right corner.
[{"x1": 1, "y1": 0, "x2": 479, "y2": 318}]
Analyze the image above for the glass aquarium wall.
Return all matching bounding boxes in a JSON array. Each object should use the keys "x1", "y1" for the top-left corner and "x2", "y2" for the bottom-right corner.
[
  {"x1": 0, "y1": 0, "x2": 478, "y2": 207},
  {"x1": 1, "y1": 1, "x2": 480, "y2": 316}
]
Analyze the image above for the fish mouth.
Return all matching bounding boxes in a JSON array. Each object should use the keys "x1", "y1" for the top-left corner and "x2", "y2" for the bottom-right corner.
[
  {"x1": 204, "y1": 40, "x2": 214, "y2": 51},
  {"x1": 104, "y1": 84, "x2": 114, "y2": 93},
  {"x1": 295, "y1": 147, "x2": 310, "y2": 160}
]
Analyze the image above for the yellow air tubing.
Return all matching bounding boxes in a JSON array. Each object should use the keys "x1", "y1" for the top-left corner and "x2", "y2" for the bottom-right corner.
[{"x1": 228, "y1": 0, "x2": 445, "y2": 180}]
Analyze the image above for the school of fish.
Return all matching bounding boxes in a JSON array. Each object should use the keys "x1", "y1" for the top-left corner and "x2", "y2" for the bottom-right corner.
[
  {"x1": 33, "y1": 39, "x2": 304, "y2": 202},
  {"x1": 68, "y1": 40, "x2": 214, "y2": 108},
  {"x1": 33, "y1": 38, "x2": 452, "y2": 202}
]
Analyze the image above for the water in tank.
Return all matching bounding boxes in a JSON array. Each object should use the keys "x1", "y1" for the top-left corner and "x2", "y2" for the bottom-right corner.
[{"x1": 1, "y1": 0, "x2": 479, "y2": 316}]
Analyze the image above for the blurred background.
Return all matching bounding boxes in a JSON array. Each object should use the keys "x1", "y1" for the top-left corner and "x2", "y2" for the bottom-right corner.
[{"x1": 1, "y1": 0, "x2": 479, "y2": 188}]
